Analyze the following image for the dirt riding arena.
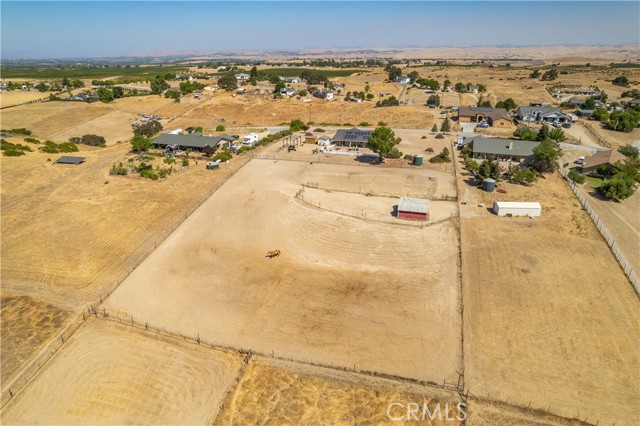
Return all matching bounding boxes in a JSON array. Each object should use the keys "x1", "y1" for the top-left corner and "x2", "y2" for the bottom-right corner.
[
  {"x1": 1, "y1": 318, "x2": 242, "y2": 425},
  {"x1": 104, "y1": 159, "x2": 461, "y2": 383}
]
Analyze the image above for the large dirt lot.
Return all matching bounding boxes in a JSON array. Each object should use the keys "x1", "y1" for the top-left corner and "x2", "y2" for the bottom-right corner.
[
  {"x1": 455, "y1": 153, "x2": 640, "y2": 425},
  {"x1": 1, "y1": 318, "x2": 242, "y2": 425},
  {"x1": 104, "y1": 159, "x2": 461, "y2": 383}
]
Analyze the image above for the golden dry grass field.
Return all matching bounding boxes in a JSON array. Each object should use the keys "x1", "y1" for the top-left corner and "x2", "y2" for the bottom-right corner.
[
  {"x1": 1, "y1": 56, "x2": 639, "y2": 425},
  {"x1": 454, "y1": 153, "x2": 640, "y2": 425}
]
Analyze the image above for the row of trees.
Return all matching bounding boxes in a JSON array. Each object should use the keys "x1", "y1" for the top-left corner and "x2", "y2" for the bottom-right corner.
[{"x1": 513, "y1": 124, "x2": 566, "y2": 142}]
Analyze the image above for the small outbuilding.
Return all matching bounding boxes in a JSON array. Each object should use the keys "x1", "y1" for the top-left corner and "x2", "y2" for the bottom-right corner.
[
  {"x1": 493, "y1": 201, "x2": 541, "y2": 217},
  {"x1": 55, "y1": 156, "x2": 86, "y2": 165},
  {"x1": 305, "y1": 133, "x2": 318, "y2": 144},
  {"x1": 397, "y1": 197, "x2": 429, "y2": 220}
]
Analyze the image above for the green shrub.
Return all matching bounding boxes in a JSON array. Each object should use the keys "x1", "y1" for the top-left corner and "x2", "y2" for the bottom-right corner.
[
  {"x1": 567, "y1": 170, "x2": 586, "y2": 184},
  {"x1": 24, "y1": 137, "x2": 41, "y2": 144},
  {"x1": 213, "y1": 150, "x2": 233, "y2": 162},
  {"x1": 509, "y1": 166, "x2": 538, "y2": 185},
  {"x1": 1, "y1": 139, "x2": 32, "y2": 152},
  {"x1": 139, "y1": 168, "x2": 159, "y2": 180},
  {"x1": 1, "y1": 128, "x2": 31, "y2": 135},
  {"x1": 163, "y1": 157, "x2": 176, "y2": 164},
  {"x1": 215, "y1": 125, "x2": 226, "y2": 132},
  {"x1": 181, "y1": 157, "x2": 190, "y2": 167},
  {"x1": 237, "y1": 146, "x2": 256, "y2": 154},
  {"x1": 3, "y1": 149, "x2": 26, "y2": 157},
  {"x1": 110, "y1": 163, "x2": 128, "y2": 175}
]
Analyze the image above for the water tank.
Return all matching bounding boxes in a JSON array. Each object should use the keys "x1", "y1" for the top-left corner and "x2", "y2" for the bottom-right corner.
[
  {"x1": 413, "y1": 155, "x2": 424, "y2": 166},
  {"x1": 483, "y1": 178, "x2": 496, "y2": 192}
]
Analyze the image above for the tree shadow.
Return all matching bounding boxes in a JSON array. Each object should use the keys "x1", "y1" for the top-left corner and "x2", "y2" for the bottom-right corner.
[{"x1": 354, "y1": 155, "x2": 382, "y2": 165}]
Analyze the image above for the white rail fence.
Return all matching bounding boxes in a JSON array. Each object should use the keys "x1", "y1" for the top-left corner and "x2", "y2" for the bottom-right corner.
[
  {"x1": 558, "y1": 142, "x2": 604, "y2": 154},
  {"x1": 559, "y1": 169, "x2": 639, "y2": 295}
]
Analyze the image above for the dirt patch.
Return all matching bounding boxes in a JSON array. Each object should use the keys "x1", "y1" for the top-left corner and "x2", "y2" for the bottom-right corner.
[
  {"x1": 0, "y1": 292, "x2": 70, "y2": 384},
  {"x1": 1, "y1": 318, "x2": 242, "y2": 425},
  {"x1": 105, "y1": 160, "x2": 461, "y2": 383},
  {"x1": 467, "y1": 398, "x2": 588, "y2": 426}
]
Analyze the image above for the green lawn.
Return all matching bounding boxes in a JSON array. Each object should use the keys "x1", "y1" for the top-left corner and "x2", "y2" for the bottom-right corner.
[
  {"x1": 0, "y1": 65, "x2": 187, "y2": 80},
  {"x1": 584, "y1": 175, "x2": 604, "y2": 189}
]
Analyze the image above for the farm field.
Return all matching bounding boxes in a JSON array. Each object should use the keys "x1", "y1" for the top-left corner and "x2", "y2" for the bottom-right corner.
[
  {"x1": 216, "y1": 359, "x2": 464, "y2": 426},
  {"x1": 104, "y1": 159, "x2": 462, "y2": 383},
  {"x1": 0, "y1": 292, "x2": 71, "y2": 384},
  {"x1": 454, "y1": 154, "x2": 640, "y2": 425},
  {"x1": 1, "y1": 318, "x2": 242, "y2": 425}
]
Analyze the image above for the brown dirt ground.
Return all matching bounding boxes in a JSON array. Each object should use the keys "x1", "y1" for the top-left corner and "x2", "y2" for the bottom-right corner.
[
  {"x1": 466, "y1": 399, "x2": 589, "y2": 426},
  {"x1": 1, "y1": 318, "x2": 242, "y2": 425},
  {"x1": 0, "y1": 91, "x2": 51, "y2": 108},
  {"x1": 104, "y1": 159, "x2": 461, "y2": 383},
  {"x1": 0, "y1": 292, "x2": 71, "y2": 384},
  {"x1": 454, "y1": 153, "x2": 640, "y2": 425},
  {"x1": 215, "y1": 359, "x2": 464, "y2": 426}
]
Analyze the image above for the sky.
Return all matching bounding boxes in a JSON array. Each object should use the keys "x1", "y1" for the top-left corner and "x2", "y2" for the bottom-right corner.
[{"x1": 1, "y1": 1, "x2": 639, "y2": 58}]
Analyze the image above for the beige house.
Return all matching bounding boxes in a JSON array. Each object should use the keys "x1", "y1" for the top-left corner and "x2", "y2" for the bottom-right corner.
[{"x1": 457, "y1": 107, "x2": 513, "y2": 127}]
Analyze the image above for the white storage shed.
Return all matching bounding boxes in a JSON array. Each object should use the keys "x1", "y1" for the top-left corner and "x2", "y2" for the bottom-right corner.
[{"x1": 493, "y1": 201, "x2": 541, "y2": 217}]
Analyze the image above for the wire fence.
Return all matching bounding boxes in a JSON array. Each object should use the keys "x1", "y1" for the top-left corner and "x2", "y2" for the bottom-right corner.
[
  {"x1": 250, "y1": 152, "x2": 454, "y2": 173},
  {"x1": 559, "y1": 169, "x2": 639, "y2": 295},
  {"x1": 579, "y1": 121, "x2": 612, "y2": 148},
  {"x1": 302, "y1": 181, "x2": 457, "y2": 202},
  {"x1": 558, "y1": 142, "x2": 604, "y2": 154},
  {"x1": 294, "y1": 187, "x2": 457, "y2": 228},
  {"x1": 1, "y1": 315, "x2": 85, "y2": 407}
]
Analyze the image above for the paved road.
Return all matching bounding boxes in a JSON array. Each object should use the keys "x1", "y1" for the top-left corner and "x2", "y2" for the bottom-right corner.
[
  {"x1": 398, "y1": 83, "x2": 408, "y2": 103},
  {"x1": 576, "y1": 183, "x2": 640, "y2": 274}
]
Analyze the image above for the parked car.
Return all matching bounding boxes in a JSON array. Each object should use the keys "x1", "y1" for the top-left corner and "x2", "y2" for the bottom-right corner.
[
  {"x1": 552, "y1": 121, "x2": 562, "y2": 128},
  {"x1": 476, "y1": 122, "x2": 489, "y2": 128},
  {"x1": 287, "y1": 145, "x2": 296, "y2": 152},
  {"x1": 576, "y1": 156, "x2": 586, "y2": 165},
  {"x1": 562, "y1": 122, "x2": 571, "y2": 129}
]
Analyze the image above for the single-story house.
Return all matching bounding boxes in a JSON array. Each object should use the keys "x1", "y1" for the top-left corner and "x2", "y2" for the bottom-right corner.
[
  {"x1": 152, "y1": 132, "x2": 237, "y2": 152},
  {"x1": 528, "y1": 102, "x2": 550, "y2": 107},
  {"x1": 566, "y1": 98, "x2": 604, "y2": 108},
  {"x1": 312, "y1": 89, "x2": 334, "y2": 100},
  {"x1": 332, "y1": 128, "x2": 372, "y2": 148},
  {"x1": 627, "y1": 99, "x2": 640, "y2": 107},
  {"x1": 457, "y1": 107, "x2": 512, "y2": 127},
  {"x1": 396, "y1": 76, "x2": 411, "y2": 84},
  {"x1": 576, "y1": 109, "x2": 595, "y2": 118},
  {"x1": 280, "y1": 87, "x2": 297, "y2": 97},
  {"x1": 469, "y1": 137, "x2": 540, "y2": 162},
  {"x1": 397, "y1": 197, "x2": 429, "y2": 220},
  {"x1": 581, "y1": 149, "x2": 627, "y2": 175},
  {"x1": 280, "y1": 77, "x2": 301, "y2": 84},
  {"x1": 234, "y1": 73, "x2": 250, "y2": 81},
  {"x1": 467, "y1": 85, "x2": 479, "y2": 94},
  {"x1": 516, "y1": 106, "x2": 570, "y2": 123}
]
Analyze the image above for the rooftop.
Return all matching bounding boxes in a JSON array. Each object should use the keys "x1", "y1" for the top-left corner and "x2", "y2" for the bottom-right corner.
[
  {"x1": 583, "y1": 149, "x2": 627, "y2": 169},
  {"x1": 152, "y1": 132, "x2": 236, "y2": 149},
  {"x1": 398, "y1": 197, "x2": 429, "y2": 214},
  {"x1": 471, "y1": 137, "x2": 540, "y2": 157},
  {"x1": 458, "y1": 106, "x2": 511, "y2": 121},
  {"x1": 333, "y1": 128, "x2": 372, "y2": 143}
]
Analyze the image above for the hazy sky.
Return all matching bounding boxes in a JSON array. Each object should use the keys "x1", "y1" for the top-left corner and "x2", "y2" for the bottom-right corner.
[{"x1": 2, "y1": 1, "x2": 639, "y2": 58}]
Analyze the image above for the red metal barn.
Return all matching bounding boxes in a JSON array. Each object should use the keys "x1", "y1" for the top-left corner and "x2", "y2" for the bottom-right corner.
[{"x1": 397, "y1": 197, "x2": 429, "y2": 220}]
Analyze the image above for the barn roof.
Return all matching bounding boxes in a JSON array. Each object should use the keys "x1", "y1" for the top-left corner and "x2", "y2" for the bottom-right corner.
[
  {"x1": 55, "y1": 156, "x2": 85, "y2": 164},
  {"x1": 398, "y1": 197, "x2": 429, "y2": 214}
]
